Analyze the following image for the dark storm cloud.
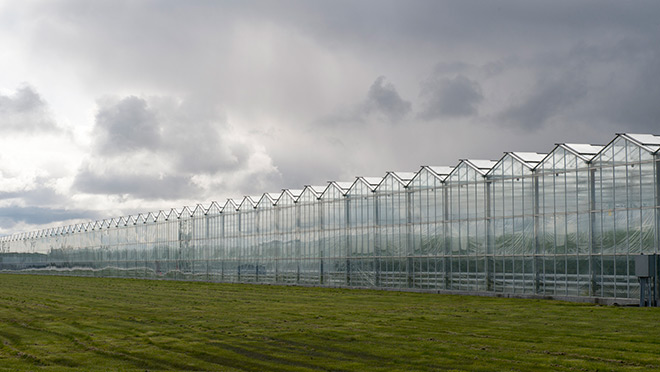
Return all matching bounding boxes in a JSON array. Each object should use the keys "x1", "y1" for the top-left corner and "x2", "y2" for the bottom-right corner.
[
  {"x1": 574, "y1": 38, "x2": 660, "y2": 133},
  {"x1": 319, "y1": 76, "x2": 411, "y2": 126},
  {"x1": 418, "y1": 75, "x2": 483, "y2": 119},
  {"x1": 429, "y1": 62, "x2": 475, "y2": 76},
  {"x1": 95, "y1": 96, "x2": 160, "y2": 154},
  {"x1": 609, "y1": 53, "x2": 660, "y2": 131},
  {"x1": 25, "y1": 1, "x2": 660, "y2": 136},
  {"x1": 0, "y1": 85, "x2": 57, "y2": 132},
  {"x1": 92, "y1": 95, "x2": 248, "y2": 173},
  {"x1": 362, "y1": 76, "x2": 412, "y2": 123},
  {"x1": 247, "y1": 1, "x2": 660, "y2": 63},
  {"x1": 492, "y1": 35, "x2": 660, "y2": 133},
  {"x1": 73, "y1": 165, "x2": 203, "y2": 200},
  {"x1": 0, "y1": 206, "x2": 100, "y2": 229},
  {"x1": 498, "y1": 72, "x2": 587, "y2": 129},
  {"x1": 0, "y1": 183, "x2": 63, "y2": 206}
]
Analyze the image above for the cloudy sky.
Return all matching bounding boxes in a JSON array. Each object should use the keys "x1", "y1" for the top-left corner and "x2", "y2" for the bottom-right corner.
[{"x1": 1, "y1": 1, "x2": 659, "y2": 234}]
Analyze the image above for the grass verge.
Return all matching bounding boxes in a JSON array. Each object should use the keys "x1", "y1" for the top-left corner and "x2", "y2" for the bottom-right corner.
[{"x1": 0, "y1": 274, "x2": 658, "y2": 371}]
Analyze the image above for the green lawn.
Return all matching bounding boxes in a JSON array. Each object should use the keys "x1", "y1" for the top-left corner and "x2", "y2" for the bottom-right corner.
[{"x1": 0, "y1": 274, "x2": 658, "y2": 371}]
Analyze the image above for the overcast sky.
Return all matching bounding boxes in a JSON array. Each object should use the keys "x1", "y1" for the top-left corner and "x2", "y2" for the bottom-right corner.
[{"x1": 1, "y1": 1, "x2": 659, "y2": 234}]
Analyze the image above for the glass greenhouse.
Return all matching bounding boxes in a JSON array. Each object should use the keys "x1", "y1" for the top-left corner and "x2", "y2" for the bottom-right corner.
[{"x1": 1, "y1": 133, "x2": 659, "y2": 302}]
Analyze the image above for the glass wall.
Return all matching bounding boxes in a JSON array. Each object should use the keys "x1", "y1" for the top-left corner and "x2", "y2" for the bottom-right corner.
[
  {"x1": 346, "y1": 178, "x2": 377, "y2": 287},
  {"x1": 488, "y1": 153, "x2": 539, "y2": 294},
  {"x1": 591, "y1": 137, "x2": 657, "y2": 298},
  {"x1": 408, "y1": 167, "x2": 449, "y2": 289},
  {"x1": 1, "y1": 133, "x2": 659, "y2": 301},
  {"x1": 536, "y1": 146, "x2": 592, "y2": 296},
  {"x1": 445, "y1": 161, "x2": 491, "y2": 291},
  {"x1": 321, "y1": 183, "x2": 348, "y2": 285}
]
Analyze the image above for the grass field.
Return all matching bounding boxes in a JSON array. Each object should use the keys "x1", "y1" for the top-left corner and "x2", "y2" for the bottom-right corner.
[{"x1": 0, "y1": 275, "x2": 658, "y2": 371}]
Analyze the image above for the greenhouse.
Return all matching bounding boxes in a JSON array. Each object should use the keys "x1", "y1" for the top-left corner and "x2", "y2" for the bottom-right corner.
[{"x1": 1, "y1": 132, "x2": 659, "y2": 302}]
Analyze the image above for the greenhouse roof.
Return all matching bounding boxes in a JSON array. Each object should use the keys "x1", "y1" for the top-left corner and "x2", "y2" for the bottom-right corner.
[
  {"x1": 254, "y1": 194, "x2": 275, "y2": 207},
  {"x1": 239, "y1": 196, "x2": 258, "y2": 209},
  {"x1": 222, "y1": 199, "x2": 239, "y2": 211},
  {"x1": 264, "y1": 192, "x2": 280, "y2": 200},
  {"x1": 509, "y1": 152, "x2": 547, "y2": 169},
  {"x1": 333, "y1": 181, "x2": 353, "y2": 191},
  {"x1": 463, "y1": 159, "x2": 498, "y2": 175},
  {"x1": 427, "y1": 166, "x2": 454, "y2": 177},
  {"x1": 323, "y1": 181, "x2": 351, "y2": 196},
  {"x1": 362, "y1": 177, "x2": 383, "y2": 186},
  {"x1": 180, "y1": 206, "x2": 193, "y2": 218},
  {"x1": 623, "y1": 133, "x2": 660, "y2": 153},
  {"x1": 561, "y1": 143, "x2": 604, "y2": 160},
  {"x1": 287, "y1": 189, "x2": 303, "y2": 198},
  {"x1": 389, "y1": 171, "x2": 416, "y2": 182},
  {"x1": 276, "y1": 189, "x2": 301, "y2": 204},
  {"x1": 381, "y1": 171, "x2": 416, "y2": 187},
  {"x1": 207, "y1": 202, "x2": 222, "y2": 214},
  {"x1": 304, "y1": 185, "x2": 326, "y2": 197}
]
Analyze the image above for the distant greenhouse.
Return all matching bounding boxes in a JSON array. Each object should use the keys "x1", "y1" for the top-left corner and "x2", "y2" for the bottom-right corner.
[{"x1": 1, "y1": 133, "x2": 659, "y2": 303}]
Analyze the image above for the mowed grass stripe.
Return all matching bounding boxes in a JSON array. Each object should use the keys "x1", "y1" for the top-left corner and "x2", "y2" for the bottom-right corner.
[{"x1": 0, "y1": 274, "x2": 658, "y2": 371}]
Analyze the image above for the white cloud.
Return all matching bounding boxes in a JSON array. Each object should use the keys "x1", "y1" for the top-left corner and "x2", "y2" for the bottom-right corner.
[
  {"x1": 0, "y1": 84, "x2": 58, "y2": 132},
  {"x1": 73, "y1": 94, "x2": 280, "y2": 201}
]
